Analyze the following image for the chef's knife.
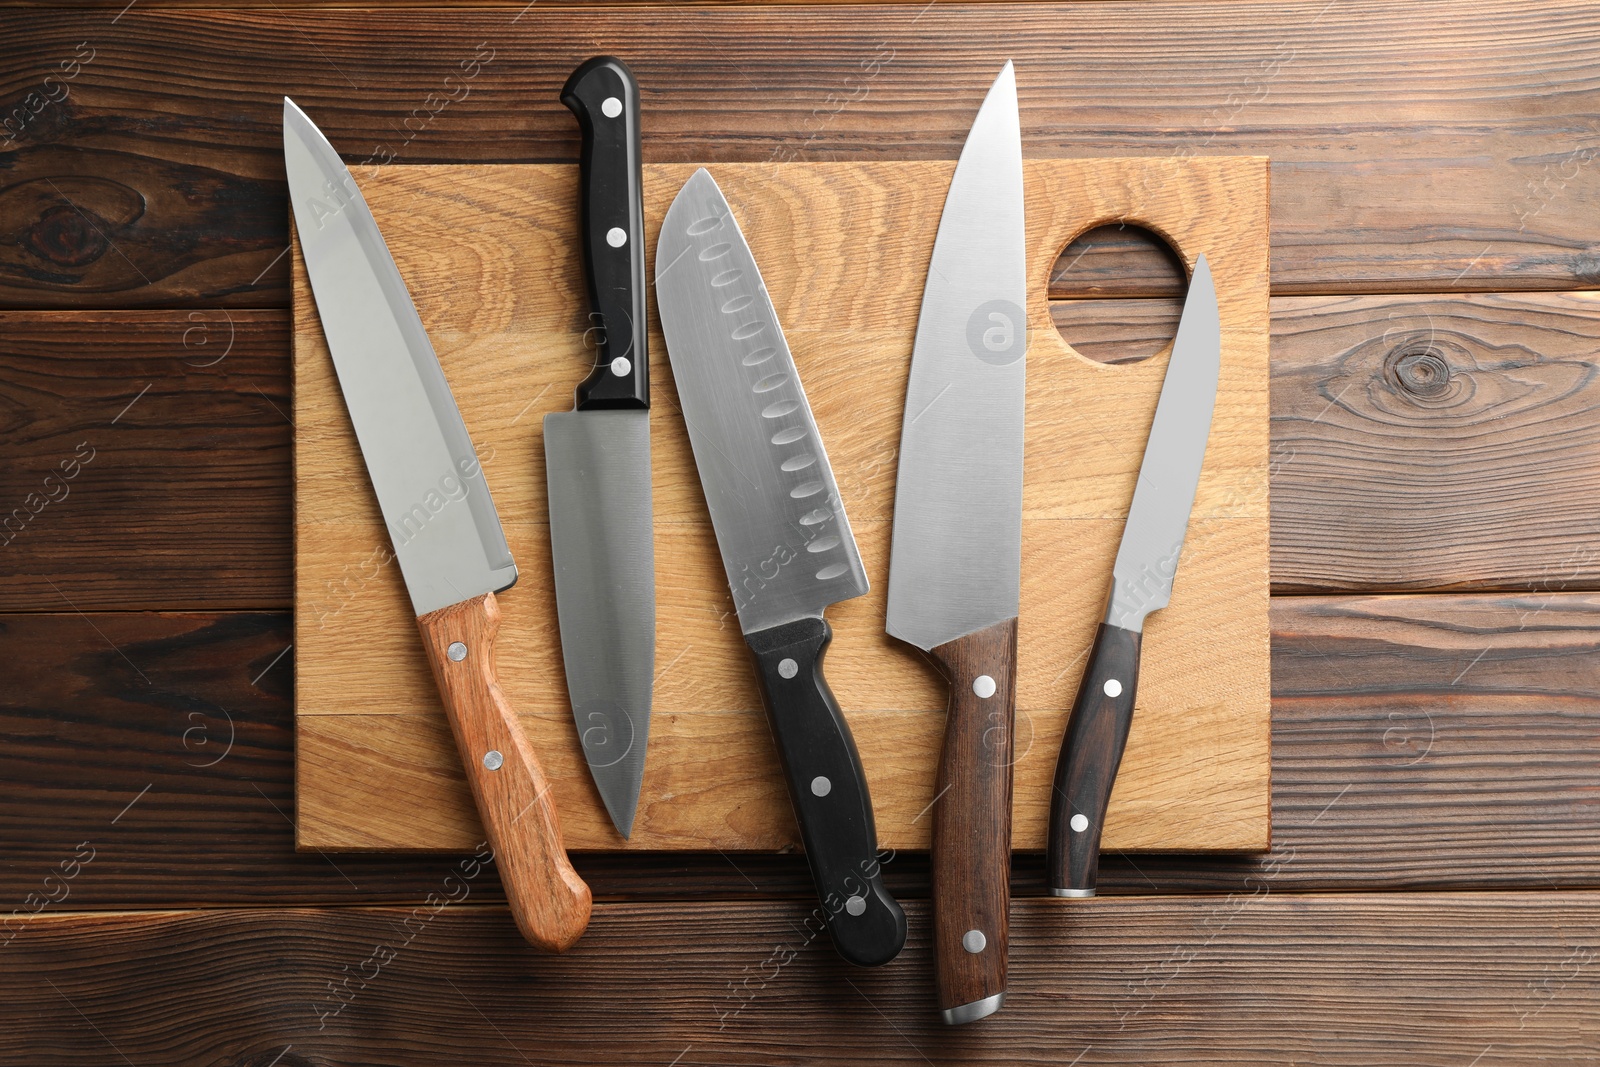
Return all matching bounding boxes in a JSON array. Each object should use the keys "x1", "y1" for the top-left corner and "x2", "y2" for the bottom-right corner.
[
  {"x1": 883, "y1": 61, "x2": 1025, "y2": 1026},
  {"x1": 656, "y1": 168, "x2": 906, "y2": 968},
  {"x1": 285, "y1": 98, "x2": 591, "y2": 952},
  {"x1": 1048, "y1": 255, "x2": 1220, "y2": 897},
  {"x1": 545, "y1": 56, "x2": 656, "y2": 838}
]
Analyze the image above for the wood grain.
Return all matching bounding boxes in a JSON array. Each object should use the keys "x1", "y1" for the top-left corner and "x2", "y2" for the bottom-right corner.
[
  {"x1": 926, "y1": 618, "x2": 1017, "y2": 1020},
  {"x1": 4, "y1": 594, "x2": 1600, "y2": 903},
  {"x1": 1, "y1": 2, "x2": 1597, "y2": 305},
  {"x1": 4, "y1": 895, "x2": 1599, "y2": 1062},
  {"x1": 292, "y1": 157, "x2": 1272, "y2": 854},
  {"x1": 416, "y1": 592, "x2": 591, "y2": 951},
  {"x1": 0, "y1": 310, "x2": 290, "y2": 610},
  {"x1": 1271, "y1": 291, "x2": 1600, "y2": 592}
]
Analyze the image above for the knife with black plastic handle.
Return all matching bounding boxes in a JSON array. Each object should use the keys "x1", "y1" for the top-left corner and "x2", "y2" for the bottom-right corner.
[
  {"x1": 546, "y1": 55, "x2": 656, "y2": 839},
  {"x1": 655, "y1": 167, "x2": 905, "y2": 968},
  {"x1": 1048, "y1": 255, "x2": 1221, "y2": 897}
]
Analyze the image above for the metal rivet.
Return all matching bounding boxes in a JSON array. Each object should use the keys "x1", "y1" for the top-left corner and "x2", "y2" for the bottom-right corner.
[
  {"x1": 1103, "y1": 678, "x2": 1123, "y2": 698},
  {"x1": 962, "y1": 929, "x2": 987, "y2": 954},
  {"x1": 447, "y1": 642, "x2": 467, "y2": 662},
  {"x1": 973, "y1": 674, "x2": 996, "y2": 699},
  {"x1": 606, "y1": 227, "x2": 627, "y2": 248},
  {"x1": 483, "y1": 750, "x2": 504, "y2": 771},
  {"x1": 610, "y1": 356, "x2": 632, "y2": 377},
  {"x1": 778, "y1": 658, "x2": 799, "y2": 679},
  {"x1": 1070, "y1": 813, "x2": 1089, "y2": 833},
  {"x1": 810, "y1": 775, "x2": 831, "y2": 797},
  {"x1": 601, "y1": 96, "x2": 623, "y2": 118},
  {"x1": 845, "y1": 895, "x2": 866, "y2": 917}
]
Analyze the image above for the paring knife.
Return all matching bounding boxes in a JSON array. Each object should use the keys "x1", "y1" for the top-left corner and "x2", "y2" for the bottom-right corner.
[
  {"x1": 656, "y1": 168, "x2": 906, "y2": 968},
  {"x1": 884, "y1": 61, "x2": 1025, "y2": 1026},
  {"x1": 545, "y1": 56, "x2": 656, "y2": 838},
  {"x1": 1047, "y1": 255, "x2": 1221, "y2": 897},
  {"x1": 284, "y1": 98, "x2": 591, "y2": 952}
]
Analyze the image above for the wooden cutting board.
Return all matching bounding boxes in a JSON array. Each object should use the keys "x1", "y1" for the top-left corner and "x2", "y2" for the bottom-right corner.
[{"x1": 293, "y1": 158, "x2": 1271, "y2": 854}]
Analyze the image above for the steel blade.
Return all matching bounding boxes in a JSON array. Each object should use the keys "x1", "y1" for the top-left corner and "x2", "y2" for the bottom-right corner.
[
  {"x1": 885, "y1": 62, "x2": 1026, "y2": 651},
  {"x1": 544, "y1": 410, "x2": 654, "y2": 837},
  {"x1": 284, "y1": 98, "x2": 516, "y2": 617},
  {"x1": 1106, "y1": 255, "x2": 1221, "y2": 631},
  {"x1": 656, "y1": 168, "x2": 868, "y2": 634}
]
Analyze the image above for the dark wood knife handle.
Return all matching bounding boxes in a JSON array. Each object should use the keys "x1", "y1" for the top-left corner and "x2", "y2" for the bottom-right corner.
[
  {"x1": 418, "y1": 592, "x2": 593, "y2": 952},
  {"x1": 746, "y1": 616, "x2": 906, "y2": 967},
  {"x1": 561, "y1": 55, "x2": 648, "y2": 410},
  {"x1": 1048, "y1": 622, "x2": 1144, "y2": 896},
  {"x1": 926, "y1": 617, "x2": 1017, "y2": 1024}
]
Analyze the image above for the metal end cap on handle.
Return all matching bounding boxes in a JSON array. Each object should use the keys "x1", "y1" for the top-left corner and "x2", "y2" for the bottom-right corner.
[
  {"x1": 1050, "y1": 887, "x2": 1096, "y2": 898},
  {"x1": 941, "y1": 992, "x2": 1005, "y2": 1026}
]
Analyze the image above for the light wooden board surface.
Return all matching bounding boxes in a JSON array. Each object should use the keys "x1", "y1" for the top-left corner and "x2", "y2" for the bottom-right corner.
[{"x1": 293, "y1": 159, "x2": 1271, "y2": 853}]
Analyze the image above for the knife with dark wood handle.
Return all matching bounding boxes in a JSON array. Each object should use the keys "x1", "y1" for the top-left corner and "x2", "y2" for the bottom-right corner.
[
  {"x1": 883, "y1": 62, "x2": 1025, "y2": 1025},
  {"x1": 1047, "y1": 255, "x2": 1221, "y2": 898}
]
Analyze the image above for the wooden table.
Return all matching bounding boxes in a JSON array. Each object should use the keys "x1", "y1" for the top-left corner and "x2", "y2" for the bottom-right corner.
[{"x1": 2, "y1": 3, "x2": 1599, "y2": 1062}]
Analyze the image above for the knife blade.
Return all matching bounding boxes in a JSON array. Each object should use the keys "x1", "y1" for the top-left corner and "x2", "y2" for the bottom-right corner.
[
  {"x1": 285, "y1": 97, "x2": 591, "y2": 952},
  {"x1": 544, "y1": 56, "x2": 656, "y2": 839},
  {"x1": 1047, "y1": 254, "x2": 1221, "y2": 897},
  {"x1": 883, "y1": 61, "x2": 1025, "y2": 1025},
  {"x1": 656, "y1": 167, "x2": 906, "y2": 968}
]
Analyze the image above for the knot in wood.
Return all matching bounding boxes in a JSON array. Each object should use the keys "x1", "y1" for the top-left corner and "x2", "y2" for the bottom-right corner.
[
  {"x1": 1387, "y1": 342, "x2": 1452, "y2": 399},
  {"x1": 26, "y1": 203, "x2": 108, "y2": 267}
]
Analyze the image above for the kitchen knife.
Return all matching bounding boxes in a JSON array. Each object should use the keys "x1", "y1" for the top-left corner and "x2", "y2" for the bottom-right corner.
[
  {"x1": 545, "y1": 56, "x2": 656, "y2": 838},
  {"x1": 285, "y1": 98, "x2": 591, "y2": 952},
  {"x1": 1048, "y1": 254, "x2": 1221, "y2": 897},
  {"x1": 883, "y1": 61, "x2": 1025, "y2": 1025},
  {"x1": 656, "y1": 167, "x2": 906, "y2": 968}
]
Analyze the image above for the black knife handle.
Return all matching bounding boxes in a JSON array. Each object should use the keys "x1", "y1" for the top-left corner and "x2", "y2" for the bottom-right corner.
[
  {"x1": 745, "y1": 617, "x2": 906, "y2": 967},
  {"x1": 1048, "y1": 623, "x2": 1143, "y2": 896},
  {"x1": 561, "y1": 56, "x2": 648, "y2": 410}
]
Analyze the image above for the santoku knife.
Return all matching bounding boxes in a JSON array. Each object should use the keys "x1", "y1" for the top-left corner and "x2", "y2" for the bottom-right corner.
[
  {"x1": 545, "y1": 56, "x2": 656, "y2": 838},
  {"x1": 1048, "y1": 254, "x2": 1221, "y2": 897},
  {"x1": 656, "y1": 167, "x2": 906, "y2": 968},
  {"x1": 285, "y1": 98, "x2": 591, "y2": 952},
  {"x1": 884, "y1": 61, "x2": 1026, "y2": 1025}
]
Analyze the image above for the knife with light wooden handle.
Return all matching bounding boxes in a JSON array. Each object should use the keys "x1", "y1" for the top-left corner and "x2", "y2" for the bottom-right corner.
[
  {"x1": 285, "y1": 97, "x2": 591, "y2": 952},
  {"x1": 1048, "y1": 255, "x2": 1221, "y2": 898}
]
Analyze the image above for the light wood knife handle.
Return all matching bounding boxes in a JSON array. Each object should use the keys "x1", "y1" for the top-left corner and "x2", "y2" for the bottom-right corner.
[
  {"x1": 926, "y1": 616, "x2": 1017, "y2": 1025},
  {"x1": 418, "y1": 591, "x2": 592, "y2": 952}
]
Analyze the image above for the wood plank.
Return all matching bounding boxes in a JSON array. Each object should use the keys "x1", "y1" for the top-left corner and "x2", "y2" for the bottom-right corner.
[
  {"x1": 4, "y1": 895, "x2": 1598, "y2": 1063},
  {"x1": 0, "y1": 2, "x2": 1596, "y2": 305},
  {"x1": 4, "y1": 594, "x2": 1600, "y2": 904},
  {"x1": 291, "y1": 158, "x2": 1273, "y2": 854},
  {"x1": 0, "y1": 310, "x2": 291, "y2": 609},
  {"x1": 1269, "y1": 291, "x2": 1600, "y2": 592}
]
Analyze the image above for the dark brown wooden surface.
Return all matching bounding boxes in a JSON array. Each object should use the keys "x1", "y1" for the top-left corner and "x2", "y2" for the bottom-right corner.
[
  {"x1": 1, "y1": 3, "x2": 1598, "y2": 306},
  {"x1": 5, "y1": 896, "x2": 1600, "y2": 1064},
  {"x1": 3, "y1": 0, "x2": 1599, "y2": 1061}
]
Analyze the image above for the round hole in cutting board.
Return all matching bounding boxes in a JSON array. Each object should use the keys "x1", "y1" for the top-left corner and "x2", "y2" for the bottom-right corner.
[{"x1": 1051, "y1": 224, "x2": 1188, "y2": 366}]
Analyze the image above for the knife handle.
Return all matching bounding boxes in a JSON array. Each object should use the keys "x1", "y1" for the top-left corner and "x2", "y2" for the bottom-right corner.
[
  {"x1": 418, "y1": 592, "x2": 593, "y2": 952},
  {"x1": 746, "y1": 617, "x2": 906, "y2": 967},
  {"x1": 926, "y1": 617, "x2": 1017, "y2": 1025},
  {"x1": 562, "y1": 55, "x2": 648, "y2": 411},
  {"x1": 1047, "y1": 622, "x2": 1143, "y2": 897}
]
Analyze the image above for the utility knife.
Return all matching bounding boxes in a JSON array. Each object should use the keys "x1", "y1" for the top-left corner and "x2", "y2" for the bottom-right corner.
[
  {"x1": 884, "y1": 61, "x2": 1026, "y2": 1025},
  {"x1": 1048, "y1": 255, "x2": 1221, "y2": 897},
  {"x1": 545, "y1": 56, "x2": 656, "y2": 838},
  {"x1": 285, "y1": 98, "x2": 591, "y2": 951},
  {"x1": 655, "y1": 167, "x2": 906, "y2": 968}
]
